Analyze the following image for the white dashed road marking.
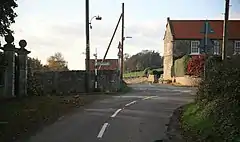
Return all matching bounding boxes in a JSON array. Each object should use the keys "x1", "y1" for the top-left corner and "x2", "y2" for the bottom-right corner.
[
  {"x1": 142, "y1": 96, "x2": 157, "y2": 100},
  {"x1": 97, "y1": 95, "x2": 159, "y2": 138},
  {"x1": 111, "y1": 109, "x2": 122, "y2": 118},
  {"x1": 97, "y1": 123, "x2": 109, "y2": 138},
  {"x1": 125, "y1": 100, "x2": 137, "y2": 107}
]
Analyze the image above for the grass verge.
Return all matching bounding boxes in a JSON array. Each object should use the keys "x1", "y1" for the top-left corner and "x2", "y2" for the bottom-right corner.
[
  {"x1": 181, "y1": 102, "x2": 240, "y2": 142},
  {"x1": 118, "y1": 80, "x2": 132, "y2": 94},
  {"x1": 0, "y1": 95, "x2": 107, "y2": 142},
  {"x1": 123, "y1": 71, "x2": 144, "y2": 78},
  {"x1": 182, "y1": 103, "x2": 214, "y2": 141}
]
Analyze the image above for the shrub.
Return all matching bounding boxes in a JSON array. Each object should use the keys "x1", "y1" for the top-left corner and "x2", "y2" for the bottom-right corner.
[
  {"x1": 187, "y1": 55, "x2": 205, "y2": 77},
  {"x1": 148, "y1": 69, "x2": 162, "y2": 78},
  {"x1": 193, "y1": 55, "x2": 240, "y2": 141},
  {"x1": 27, "y1": 70, "x2": 44, "y2": 96},
  {"x1": 196, "y1": 55, "x2": 240, "y2": 102},
  {"x1": 143, "y1": 67, "x2": 151, "y2": 77},
  {"x1": 152, "y1": 70, "x2": 158, "y2": 75},
  {"x1": 174, "y1": 55, "x2": 190, "y2": 77},
  {"x1": 148, "y1": 70, "x2": 153, "y2": 75}
]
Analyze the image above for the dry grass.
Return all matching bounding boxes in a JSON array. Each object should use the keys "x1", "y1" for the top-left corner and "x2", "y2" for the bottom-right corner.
[{"x1": 124, "y1": 77, "x2": 148, "y2": 84}]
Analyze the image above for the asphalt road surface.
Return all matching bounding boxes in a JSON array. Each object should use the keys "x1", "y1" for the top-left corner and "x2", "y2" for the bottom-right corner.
[{"x1": 28, "y1": 84, "x2": 195, "y2": 142}]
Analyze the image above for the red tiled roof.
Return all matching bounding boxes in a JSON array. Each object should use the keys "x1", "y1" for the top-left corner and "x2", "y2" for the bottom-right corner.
[
  {"x1": 170, "y1": 20, "x2": 240, "y2": 39},
  {"x1": 89, "y1": 59, "x2": 119, "y2": 71}
]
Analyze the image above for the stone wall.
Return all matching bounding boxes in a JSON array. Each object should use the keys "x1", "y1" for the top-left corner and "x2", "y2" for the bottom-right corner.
[
  {"x1": 163, "y1": 20, "x2": 174, "y2": 80},
  {"x1": 174, "y1": 75, "x2": 201, "y2": 86},
  {"x1": 33, "y1": 70, "x2": 120, "y2": 95},
  {"x1": 147, "y1": 75, "x2": 158, "y2": 83},
  {"x1": 174, "y1": 39, "x2": 235, "y2": 56},
  {"x1": 174, "y1": 40, "x2": 191, "y2": 56},
  {"x1": 97, "y1": 70, "x2": 120, "y2": 92}
]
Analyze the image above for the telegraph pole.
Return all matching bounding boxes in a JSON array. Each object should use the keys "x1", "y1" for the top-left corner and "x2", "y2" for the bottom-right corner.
[
  {"x1": 85, "y1": 0, "x2": 90, "y2": 93},
  {"x1": 120, "y1": 3, "x2": 125, "y2": 80},
  {"x1": 222, "y1": 0, "x2": 230, "y2": 61}
]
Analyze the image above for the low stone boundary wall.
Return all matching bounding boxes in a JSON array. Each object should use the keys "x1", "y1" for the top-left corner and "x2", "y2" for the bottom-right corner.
[
  {"x1": 174, "y1": 75, "x2": 201, "y2": 86},
  {"x1": 33, "y1": 70, "x2": 120, "y2": 95},
  {"x1": 148, "y1": 75, "x2": 158, "y2": 83}
]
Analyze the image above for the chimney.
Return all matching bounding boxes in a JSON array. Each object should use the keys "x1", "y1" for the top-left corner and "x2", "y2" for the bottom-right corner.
[{"x1": 167, "y1": 17, "x2": 170, "y2": 22}]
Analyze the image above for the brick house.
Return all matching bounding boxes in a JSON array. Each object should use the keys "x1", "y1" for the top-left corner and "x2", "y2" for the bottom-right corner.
[
  {"x1": 163, "y1": 17, "x2": 240, "y2": 80},
  {"x1": 89, "y1": 59, "x2": 119, "y2": 71}
]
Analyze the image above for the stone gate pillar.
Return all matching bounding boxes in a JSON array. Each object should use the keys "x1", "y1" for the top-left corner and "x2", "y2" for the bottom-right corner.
[
  {"x1": 17, "y1": 40, "x2": 30, "y2": 97},
  {"x1": 2, "y1": 35, "x2": 16, "y2": 97}
]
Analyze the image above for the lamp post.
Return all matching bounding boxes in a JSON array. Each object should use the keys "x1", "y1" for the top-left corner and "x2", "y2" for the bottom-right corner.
[
  {"x1": 85, "y1": 0, "x2": 102, "y2": 93},
  {"x1": 89, "y1": 15, "x2": 102, "y2": 91},
  {"x1": 124, "y1": 36, "x2": 132, "y2": 40},
  {"x1": 89, "y1": 15, "x2": 102, "y2": 29}
]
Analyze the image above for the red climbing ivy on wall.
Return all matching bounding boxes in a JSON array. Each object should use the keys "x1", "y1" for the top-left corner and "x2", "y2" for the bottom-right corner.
[{"x1": 187, "y1": 55, "x2": 205, "y2": 77}]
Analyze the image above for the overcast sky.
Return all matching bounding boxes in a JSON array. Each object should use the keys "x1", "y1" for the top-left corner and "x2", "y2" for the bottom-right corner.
[{"x1": 1, "y1": 0, "x2": 240, "y2": 70}]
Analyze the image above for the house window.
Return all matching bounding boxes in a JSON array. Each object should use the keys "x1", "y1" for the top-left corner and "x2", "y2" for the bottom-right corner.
[
  {"x1": 213, "y1": 40, "x2": 220, "y2": 55},
  {"x1": 190, "y1": 41, "x2": 200, "y2": 54},
  {"x1": 234, "y1": 41, "x2": 240, "y2": 54}
]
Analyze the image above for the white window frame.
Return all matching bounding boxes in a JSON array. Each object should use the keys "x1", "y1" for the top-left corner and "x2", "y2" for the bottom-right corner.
[
  {"x1": 234, "y1": 41, "x2": 240, "y2": 55},
  {"x1": 213, "y1": 40, "x2": 220, "y2": 55},
  {"x1": 190, "y1": 41, "x2": 200, "y2": 55}
]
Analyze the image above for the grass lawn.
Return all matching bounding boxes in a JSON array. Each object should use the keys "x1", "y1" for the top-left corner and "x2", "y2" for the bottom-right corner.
[
  {"x1": 0, "y1": 95, "x2": 108, "y2": 142},
  {"x1": 154, "y1": 68, "x2": 163, "y2": 72}
]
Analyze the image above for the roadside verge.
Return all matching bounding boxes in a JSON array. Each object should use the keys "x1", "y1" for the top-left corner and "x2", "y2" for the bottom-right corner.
[{"x1": 0, "y1": 95, "x2": 109, "y2": 142}]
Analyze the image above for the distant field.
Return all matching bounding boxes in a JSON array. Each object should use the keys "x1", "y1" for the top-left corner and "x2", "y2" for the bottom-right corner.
[
  {"x1": 123, "y1": 71, "x2": 144, "y2": 78},
  {"x1": 123, "y1": 68, "x2": 163, "y2": 78},
  {"x1": 154, "y1": 68, "x2": 163, "y2": 71}
]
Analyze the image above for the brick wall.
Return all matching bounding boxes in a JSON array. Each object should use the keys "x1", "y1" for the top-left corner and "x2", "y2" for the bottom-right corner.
[{"x1": 33, "y1": 70, "x2": 120, "y2": 95}]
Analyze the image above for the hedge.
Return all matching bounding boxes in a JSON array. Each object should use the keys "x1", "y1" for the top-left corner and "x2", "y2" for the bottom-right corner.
[
  {"x1": 148, "y1": 69, "x2": 162, "y2": 78},
  {"x1": 143, "y1": 67, "x2": 151, "y2": 77},
  {"x1": 182, "y1": 55, "x2": 240, "y2": 141},
  {"x1": 174, "y1": 55, "x2": 190, "y2": 77}
]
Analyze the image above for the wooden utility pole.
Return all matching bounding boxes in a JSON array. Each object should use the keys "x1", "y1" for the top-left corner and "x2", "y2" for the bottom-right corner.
[
  {"x1": 120, "y1": 3, "x2": 124, "y2": 80},
  {"x1": 222, "y1": 0, "x2": 230, "y2": 61},
  {"x1": 99, "y1": 14, "x2": 122, "y2": 70},
  {"x1": 85, "y1": 0, "x2": 90, "y2": 93}
]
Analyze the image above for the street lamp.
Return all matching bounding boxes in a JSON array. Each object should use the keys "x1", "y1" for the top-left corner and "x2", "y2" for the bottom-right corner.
[
  {"x1": 89, "y1": 15, "x2": 102, "y2": 29},
  {"x1": 124, "y1": 36, "x2": 132, "y2": 40},
  {"x1": 88, "y1": 15, "x2": 102, "y2": 90}
]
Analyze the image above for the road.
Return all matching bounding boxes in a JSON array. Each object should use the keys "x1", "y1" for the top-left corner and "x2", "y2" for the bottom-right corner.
[{"x1": 28, "y1": 84, "x2": 195, "y2": 142}]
